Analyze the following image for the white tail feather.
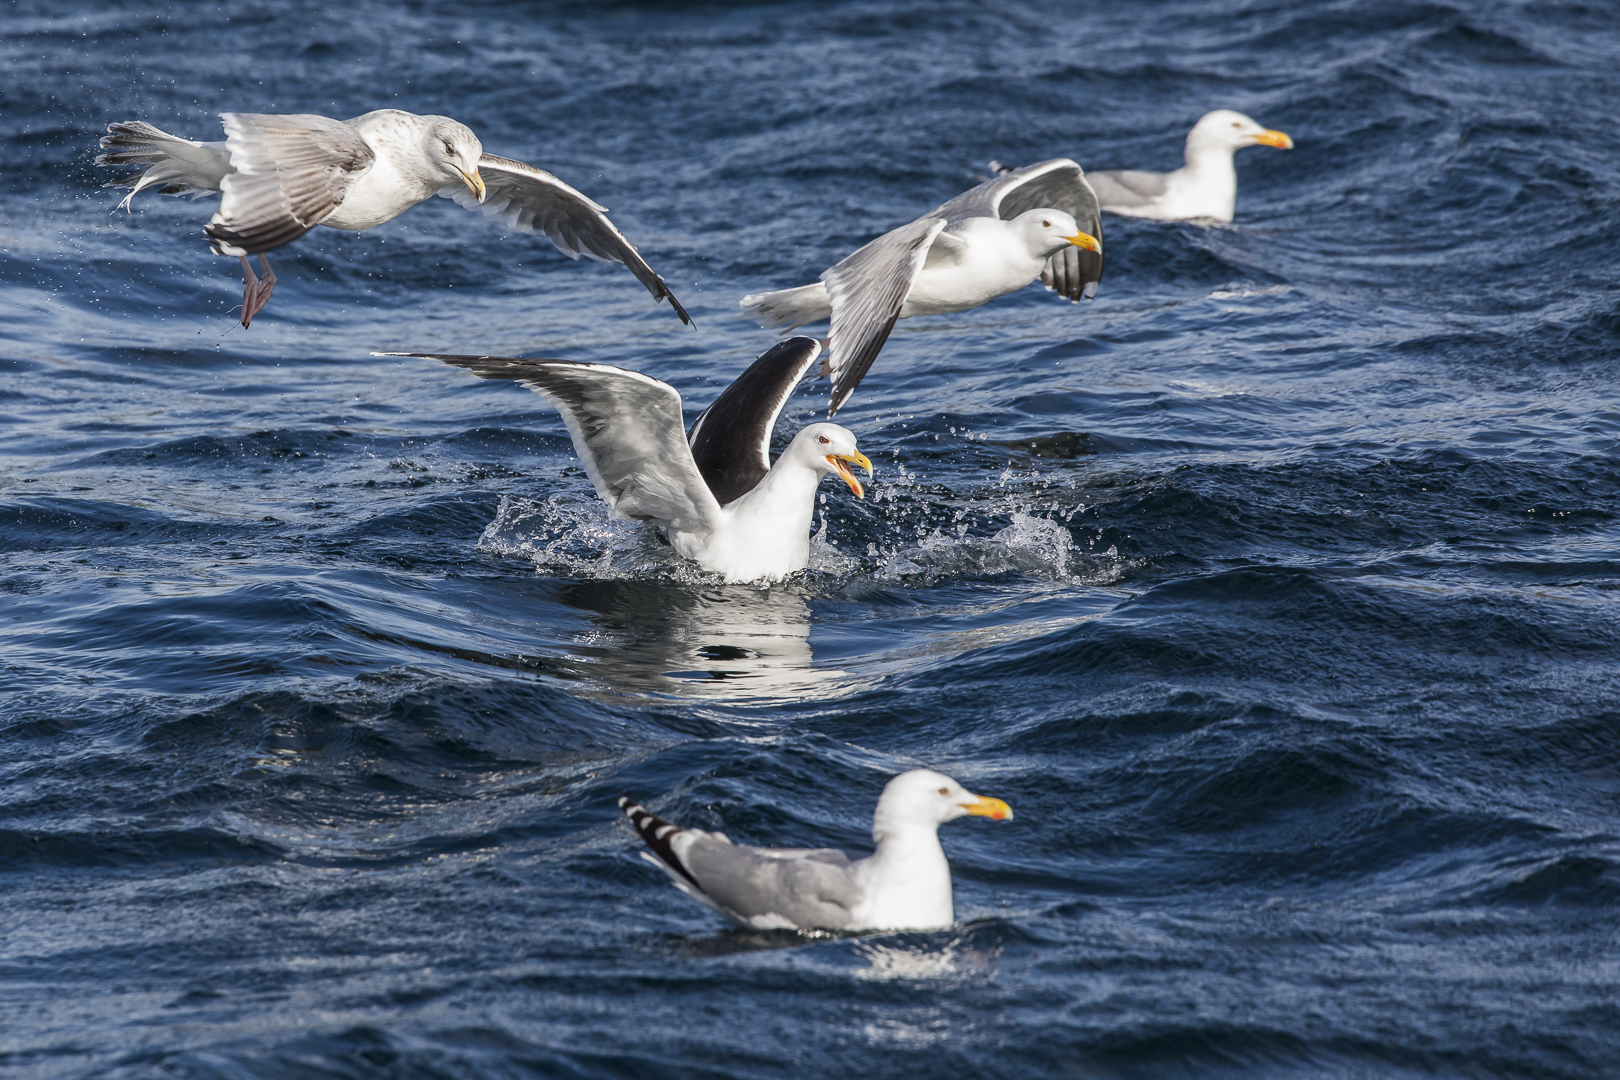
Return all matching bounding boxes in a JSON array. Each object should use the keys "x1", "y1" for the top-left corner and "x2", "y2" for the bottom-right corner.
[{"x1": 739, "y1": 282, "x2": 832, "y2": 331}]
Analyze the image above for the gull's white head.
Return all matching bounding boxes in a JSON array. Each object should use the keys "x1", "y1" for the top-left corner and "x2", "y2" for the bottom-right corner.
[
  {"x1": 872, "y1": 769, "x2": 1014, "y2": 841},
  {"x1": 1008, "y1": 208, "x2": 1101, "y2": 260},
  {"x1": 1188, "y1": 109, "x2": 1294, "y2": 156},
  {"x1": 423, "y1": 117, "x2": 486, "y2": 202},
  {"x1": 789, "y1": 422, "x2": 873, "y2": 499}
]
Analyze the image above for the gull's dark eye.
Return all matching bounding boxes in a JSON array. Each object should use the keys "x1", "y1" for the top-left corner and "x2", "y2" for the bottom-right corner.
[
  {"x1": 1042, "y1": 219, "x2": 1051, "y2": 227},
  {"x1": 818, "y1": 435, "x2": 829, "y2": 444},
  {"x1": 938, "y1": 787, "x2": 949, "y2": 795},
  {"x1": 1232, "y1": 122, "x2": 1241, "y2": 128},
  {"x1": 443, "y1": 141, "x2": 455, "y2": 154}
]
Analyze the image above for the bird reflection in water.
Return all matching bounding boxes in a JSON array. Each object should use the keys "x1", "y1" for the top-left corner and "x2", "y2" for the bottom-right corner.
[{"x1": 545, "y1": 579, "x2": 839, "y2": 700}]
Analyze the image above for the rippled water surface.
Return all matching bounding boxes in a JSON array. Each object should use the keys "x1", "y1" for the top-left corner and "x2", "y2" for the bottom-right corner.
[{"x1": 4, "y1": 1, "x2": 1620, "y2": 1077}]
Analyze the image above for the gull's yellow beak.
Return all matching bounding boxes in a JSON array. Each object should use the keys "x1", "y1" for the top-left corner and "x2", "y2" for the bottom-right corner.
[
  {"x1": 462, "y1": 168, "x2": 486, "y2": 203},
  {"x1": 1253, "y1": 129, "x2": 1293, "y2": 149},
  {"x1": 1063, "y1": 231, "x2": 1101, "y2": 253},
  {"x1": 827, "y1": 450, "x2": 873, "y2": 499},
  {"x1": 962, "y1": 794, "x2": 1014, "y2": 821}
]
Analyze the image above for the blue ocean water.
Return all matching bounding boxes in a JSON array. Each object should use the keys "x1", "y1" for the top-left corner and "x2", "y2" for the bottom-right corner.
[{"x1": 3, "y1": 0, "x2": 1619, "y2": 1076}]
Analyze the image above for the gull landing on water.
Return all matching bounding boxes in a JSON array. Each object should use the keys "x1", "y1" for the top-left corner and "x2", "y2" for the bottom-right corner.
[
  {"x1": 97, "y1": 109, "x2": 690, "y2": 328},
  {"x1": 377, "y1": 337, "x2": 871, "y2": 584},
  {"x1": 620, "y1": 769, "x2": 1014, "y2": 932},
  {"x1": 995, "y1": 110, "x2": 1294, "y2": 224},
  {"x1": 740, "y1": 158, "x2": 1103, "y2": 417}
]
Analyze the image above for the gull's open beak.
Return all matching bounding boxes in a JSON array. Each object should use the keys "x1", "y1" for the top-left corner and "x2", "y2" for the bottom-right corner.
[
  {"x1": 827, "y1": 450, "x2": 873, "y2": 499},
  {"x1": 461, "y1": 168, "x2": 486, "y2": 203},
  {"x1": 962, "y1": 794, "x2": 1014, "y2": 821},
  {"x1": 1063, "y1": 232, "x2": 1101, "y2": 253},
  {"x1": 1253, "y1": 129, "x2": 1294, "y2": 149}
]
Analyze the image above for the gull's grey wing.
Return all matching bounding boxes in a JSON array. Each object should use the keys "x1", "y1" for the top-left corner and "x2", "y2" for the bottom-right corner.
[
  {"x1": 393, "y1": 353, "x2": 721, "y2": 534},
  {"x1": 620, "y1": 797, "x2": 859, "y2": 930},
  {"x1": 439, "y1": 154, "x2": 691, "y2": 326},
  {"x1": 948, "y1": 158, "x2": 1105, "y2": 302},
  {"x1": 822, "y1": 215, "x2": 947, "y2": 418},
  {"x1": 679, "y1": 836, "x2": 861, "y2": 930},
  {"x1": 686, "y1": 337, "x2": 821, "y2": 506},
  {"x1": 203, "y1": 113, "x2": 375, "y2": 256},
  {"x1": 1088, "y1": 168, "x2": 1171, "y2": 211}
]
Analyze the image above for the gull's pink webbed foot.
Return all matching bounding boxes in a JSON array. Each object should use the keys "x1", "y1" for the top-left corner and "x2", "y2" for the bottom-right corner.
[{"x1": 238, "y1": 254, "x2": 277, "y2": 328}]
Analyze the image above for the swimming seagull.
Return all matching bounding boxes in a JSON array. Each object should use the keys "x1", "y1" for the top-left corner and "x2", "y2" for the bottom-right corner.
[
  {"x1": 620, "y1": 769, "x2": 1014, "y2": 931},
  {"x1": 740, "y1": 159, "x2": 1103, "y2": 417},
  {"x1": 96, "y1": 109, "x2": 691, "y2": 328},
  {"x1": 377, "y1": 337, "x2": 870, "y2": 583},
  {"x1": 995, "y1": 110, "x2": 1293, "y2": 224}
]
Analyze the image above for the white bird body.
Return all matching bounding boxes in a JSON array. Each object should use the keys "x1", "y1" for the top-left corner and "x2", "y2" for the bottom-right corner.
[
  {"x1": 386, "y1": 339, "x2": 870, "y2": 585},
  {"x1": 318, "y1": 111, "x2": 451, "y2": 230},
  {"x1": 666, "y1": 445, "x2": 822, "y2": 582},
  {"x1": 1084, "y1": 109, "x2": 1293, "y2": 224},
  {"x1": 620, "y1": 769, "x2": 1014, "y2": 932},
  {"x1": 904, "y1": 214, "x2": 1064, "y2": 315},
  {"x1": 846, "y1": 820, "x2": 956, "y2": 930},
  {"x1": 736, "y1": 213, "x2": 1064, "y2": 328}
]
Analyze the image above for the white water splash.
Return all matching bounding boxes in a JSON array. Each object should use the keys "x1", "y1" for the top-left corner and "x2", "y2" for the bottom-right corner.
[
  {"x1": 476, "y1": 493, "x2": 702, "y2": 581},
  {"x1": 869, "y1": 511, "x2": 1128, "y2": 586},
  {"x1": 478, "y1": 494, "x2": 1130, "y2": 589}
]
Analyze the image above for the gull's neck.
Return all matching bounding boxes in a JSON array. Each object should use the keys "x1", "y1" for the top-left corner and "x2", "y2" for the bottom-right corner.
[
  {"x1": 345, "y1": 109, "x2": 447, "y2": 204},
  {"x1": 853, "y1": 815, "x2": 953, "y2": 930},
  {"x1": 677, "y1": 451, "x2": 821, "y2": 583},
  {"x1": 1172, "y1": 136, "x2": 1239, "y2": 222}
]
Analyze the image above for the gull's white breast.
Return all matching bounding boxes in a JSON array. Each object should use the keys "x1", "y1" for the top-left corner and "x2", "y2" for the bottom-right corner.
[
  {"x1": 319, "y1": 112, "x2": 439, "y2": 232},
  {"x1": 900, "y1": 217, "x2": 1046, "y2": 318}
]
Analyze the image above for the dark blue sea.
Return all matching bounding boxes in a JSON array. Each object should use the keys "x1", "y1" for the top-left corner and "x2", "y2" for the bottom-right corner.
[{"x1": 4, "y1": 1, "x2": 1619, "y2": 1076}]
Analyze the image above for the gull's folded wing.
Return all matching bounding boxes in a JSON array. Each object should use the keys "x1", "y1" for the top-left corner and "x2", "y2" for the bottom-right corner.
[
  {"x1": 439, "y1": 154, "x2": 691, "y2": 326},
  {"x1": 687, "y1": 337, "x2": 822, "y2": 505},
  {"x1": 204, "y1": 113, "x2": 376, "y2": 256},
  {"x1": 821, "y1": 215, "x2": 947, "y2": 418},
  {"x1": 1086, "y1": 169, "x2": 1172, "y2": 212},
  {"x1": 622, "y1": 797, "x2": 859, "y2": 930},
  {"x1": 394, "y1": 353, "x2": 720, "y2": 534}
]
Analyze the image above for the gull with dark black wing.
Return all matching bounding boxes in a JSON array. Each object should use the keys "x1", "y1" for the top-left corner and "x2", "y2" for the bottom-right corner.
[
  {"x1": 740, "y1": 159, "x2": 1103, "y2": 417},
  {"x1": 376, "y1": 337, "x2": 869, "y2": 584},
  {"x1": 97, "y1": 109, "x2": 689, "y2": 328}
]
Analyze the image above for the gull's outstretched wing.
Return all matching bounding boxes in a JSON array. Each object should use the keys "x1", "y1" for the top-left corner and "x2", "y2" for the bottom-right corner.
[
  {"x1": 968, "y1": 158, "x2": 1105, "y2": 302},
  {"x1": 621, "y1": 797, "x2": 860, "y2": 931},
  {"x1": 438, "y1": 154, "x2": 691, "y2": 326},
  {"x1": 687, "y1": 337, "x2": 822, "y2": 506},
  {"x1": 389, "y1": 353, "x2": 721, "y2": 534},
  {"x1": 203, "y1": 113, "x2": 376, "y2": 256},
  {"x1": 821, "y1": 214, "x2": 947, "y2": 417}
]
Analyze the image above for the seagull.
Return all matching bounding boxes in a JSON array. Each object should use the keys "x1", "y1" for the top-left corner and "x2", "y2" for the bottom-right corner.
[
  {"x1": 995, "y1": 110, "x2": 1293, "y2": 224},
  {"x1": 620, "y1": 769, "x2": 1014, "y2": 932},
  {"x1": 739, "y1": 158, "x2": 1103, "y2": 417},
  {"x1": 96, "y1": 109, "x2": 690, "y2": 328},
  {"x1": 378, "y1": 337, "x2": 871, "y2": 583}
]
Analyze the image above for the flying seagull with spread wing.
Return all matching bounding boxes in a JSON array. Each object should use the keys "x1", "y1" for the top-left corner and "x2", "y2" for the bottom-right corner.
[
  {"x1": 740, "y1": 158, "x2": 1103, "y2": 416},
  {"x1": 97, "y1": 109, "x2": 690, "y2": 328}
]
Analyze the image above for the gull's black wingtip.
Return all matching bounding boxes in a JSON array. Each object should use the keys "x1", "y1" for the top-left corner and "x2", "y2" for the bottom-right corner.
[{"x1": 665, "y1": 288, "x2": 694, "y2": 328}]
